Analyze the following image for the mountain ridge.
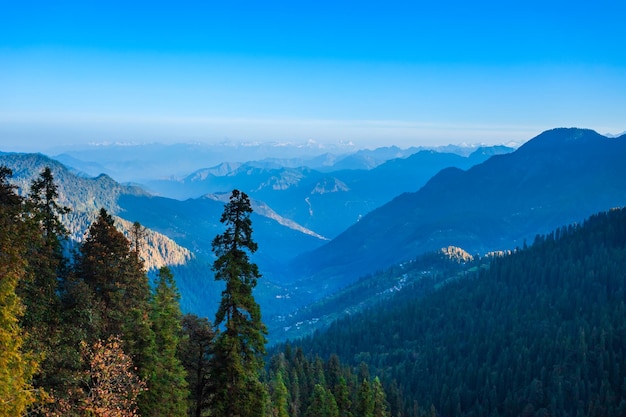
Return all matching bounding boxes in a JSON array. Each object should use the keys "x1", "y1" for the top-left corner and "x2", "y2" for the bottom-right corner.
[
  {"x1": 289, "y1": 128, "x2": 626, "y2": 297},
  {"x1": 292, "y1": 206, "x2": 626, "y2": 416}
]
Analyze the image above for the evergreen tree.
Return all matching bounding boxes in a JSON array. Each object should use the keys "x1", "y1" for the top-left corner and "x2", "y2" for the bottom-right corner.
[
  {"x1": 77, "y1": 210, "x2": 153, "y2": 355},
  {"x1": 141, "y1": 267, "x2": 188, "y2": 417},
  {"x1": 209, "y1": 189, "x2": 267, "y2": 417},
  {"x1": 270, "y1": 371, "x2": 290, "y2": 417},
  {"x1": 372, "y1": 377, "x2": 390, "y2": 417},
  {"x1": 28, "y1": 167, "x2": 70, "y2": 242},
  {"x1": 76, "y1": 210, "x2": 156, "y2": 416},
  {"x1": 334, "y1": 376, "x2": 352, "y2": 417},
  {"x1": 77, "y1": 208, "x2": 135, "y2": 337},
  {"x1": 306, "y1": 384, "x2": 339, "y2": 417},
  {"x1": 21, "y1": 167, "x2": 70, "y2": 402},
  {"x1": 179, "y1": 314, "x2": 215, "y2": 417},
  {"x1": 0, "y1": 166, "x2": 36, "y2": 415},
  {"x1": 52, "y1": 273, "x2": 103, "y2": 415},
  {"x1": 356, "y1": 379, "x2": 374, "y2": 417}
]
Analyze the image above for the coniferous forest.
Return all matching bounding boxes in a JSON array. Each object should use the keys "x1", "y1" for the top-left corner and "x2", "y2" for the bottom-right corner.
[
  {"x1": 294, "y1": 208, "x2": 626, "y2": 416},
  {"x1": 0, "y1": 166, "x2": 389, "y2": 417},
  {"x1": 2, "y1": 164, "x2": 626, "y2": 416}
]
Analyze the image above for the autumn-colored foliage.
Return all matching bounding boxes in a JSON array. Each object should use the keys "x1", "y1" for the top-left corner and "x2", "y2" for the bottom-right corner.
[
  {"x1": 1, "y1": 169, "x2": 392, "y2": 417},
  {"x1": 82, "y1": 336, "x2": 146, "y2": 417}
]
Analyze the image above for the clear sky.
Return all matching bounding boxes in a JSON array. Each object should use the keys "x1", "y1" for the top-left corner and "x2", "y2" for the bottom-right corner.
[{"x1": 1, "y1": 0, "x2": 625, "y2": 151}]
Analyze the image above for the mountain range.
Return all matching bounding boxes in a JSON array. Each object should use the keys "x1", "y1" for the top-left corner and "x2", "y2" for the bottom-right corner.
[
  {"x1": 2, "y1": 127, "x2": 625, "y2": 334},
  {"x1": 288, "y1": 128, "x2": 626, "y2": 299},
  {"x1": 291, "y1": 205, "x2": 626, "y2": 417},
  {"x1": 144, "y1": 145, "x2": 512, "y2": 239}
]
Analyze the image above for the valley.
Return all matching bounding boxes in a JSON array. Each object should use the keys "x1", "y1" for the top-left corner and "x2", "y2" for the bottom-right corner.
[
  {"x1": 2, "y1": 128, "x2": 626, "y2": 338},
  {"x1": 2, "y1": 127, "x2": 626, "y2": 416}
]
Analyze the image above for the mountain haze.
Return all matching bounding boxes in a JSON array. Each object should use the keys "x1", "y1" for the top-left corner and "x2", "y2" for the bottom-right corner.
[
  {"x1": 147, "y1": 145, "x2": 513, "y2": 239},
  {"x1": 4, "y1": 128, "x2": 621, "y2": 331},
  {"x1": 290, "y1": 128, "x2": 626, "y2": 295}
]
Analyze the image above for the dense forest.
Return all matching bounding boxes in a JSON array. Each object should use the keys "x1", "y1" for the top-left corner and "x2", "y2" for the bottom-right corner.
[
  {"x1": 0, "y1": 166, "x2": 389, "y2": 417},
  {"x1": 293, "y1": 207, "x2": 626, "y2": 416},
  {"x1": 3, "y1": 163, "x2": 626, "y2": 416}
]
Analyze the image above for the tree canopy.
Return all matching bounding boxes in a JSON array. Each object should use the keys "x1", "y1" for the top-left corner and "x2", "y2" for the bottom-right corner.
[{"x1": 210, "y1": 189, "x2": 268, "y2": 417}]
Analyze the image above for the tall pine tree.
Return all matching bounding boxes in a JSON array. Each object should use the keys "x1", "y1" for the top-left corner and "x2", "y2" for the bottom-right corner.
[
  {"x1": 209, "y1": 189, "x2": 267, "y2": 417},
  {"x1": 0, "y1": 166, "x2": 37, "y2": 415},
  {"x1": 140, "y1": 266, "x2": 188, "y2": 417},
  {"x1": 75, "y1": 210, "x2": 155, "y2": 416},
  {"x1": 21, "y1": 167, "x2": 70, "y2": 400},
  {"x1": 179, "y1": 314, "x2": 215, "y2": 417}
]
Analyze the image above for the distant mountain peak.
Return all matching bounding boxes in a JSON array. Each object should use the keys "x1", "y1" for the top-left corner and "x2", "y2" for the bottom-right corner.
[
  {"x1": 518, "y1": 127, "x2": 605, "y2": 153},
  {"x1": 291, "y1": 127, "x2": 626, "y2": 289}
]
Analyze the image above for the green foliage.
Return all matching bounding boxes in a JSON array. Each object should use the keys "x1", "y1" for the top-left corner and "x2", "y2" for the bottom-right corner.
[
  {"x1": 265, "y1": 346, "x2": 389, "y2": 417},
  {"x1": 27, "y1": 166, "x2": 71, "y2": 241},
  {"x1": 0, "y1": 165, "x2": 197, "y2": 415},
  {"x1": 179, "y1": 313, "x2": 215, "y2": 417},
  {"x1": 372, "y1": 377, "x2": 389, "y2": 417},
  {"x1": 306, "y1": 384, "x2": 338, "y2": 417},
  {"x1": 270, "y1": 246, "x2": 475, "y2": 344},
  {"x1": 77, "y1": 208, "x2": 135, "y2": 336},
  {"x1": 269, "y1": 371, "x2": 290, "y2": 417},
  {"x1": 140, "y1": 267, "x2": 188, "y2": 417},
  {"x1": 334, "y1": 377, "x2": 352, "y2": 417},
  {"x1": 295, "y1": 207, "x2": 626, "y2": 417},
  {"x1": 210, "y1": 190, "x2": 267, "y2": 417},
  {"x1": 0, "y1": 166, "x2": 37, "y2": 416},
  {"x1": 77, "y1": 210, "x2": 155, "y2": 352},
  {"x1": 18, "y1": 168, "x2": 71, "y2": 403},
  {"x1": 356, "y1": 379, "x2": 374, "y2": 417}
]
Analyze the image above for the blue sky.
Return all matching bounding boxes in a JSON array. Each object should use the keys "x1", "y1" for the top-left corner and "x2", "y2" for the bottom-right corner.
[{"x1": 1, "y1": 0, "x2": 625, "y2": 151}]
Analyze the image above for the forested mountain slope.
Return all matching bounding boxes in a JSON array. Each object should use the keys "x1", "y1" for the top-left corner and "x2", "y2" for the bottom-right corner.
[
  {"x1": 0, "y1": 152, "x2": 192, "y2": 270},
  {"x1": 268, "y1": 246, "x2": 479, "y2": 344},
  {"x1": 291, "y1": 128, "x2": 626, "y2": 295},
  {"x1": 294, "y1": 206, "x2": 626, "y2": 417},
  {"x1": 0, "y1": 152, "x2": 328, "y2": 319}
]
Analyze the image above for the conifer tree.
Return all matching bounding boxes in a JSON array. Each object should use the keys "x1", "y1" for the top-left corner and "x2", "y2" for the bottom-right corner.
[
  {"x1": 179, "y1": 314, "x2": 215, "y2": 417},
  {"x1": 356, "y1": 379, "x2": 374, "y2": 417},
  {"x1": 209, "y1": 189, "x2": 267, "y2": 417},
  {"x1": 77, "y1": 210, "x2": 153, "y2": 349},
  {"x1": 21, "y1": 167, "x2": 70, "y2": 398},
  {"x1": 334, "y1": 376, "x2": 352, "y2": 417},
  {"x1": 76, "y1": 210, "x2": 155, "y2": 416},
  {"x1": 28, "y1": 167, "x2": 70, "y2": 242},
  {"x1": 306, "y1": 384, "x2": 339, "y2": 417},
  {"x1": 270, "y1": 371, "x2": 289, "y2": 417},
  {"x1": 120, "y1": 221, "x2": 156, "y2": 394},
  {"x1": 0, "y1": 166, "x2": 36, "y2": 415},
  {"x1": 372, "y1": 377, "x2": 390, "y2": 417},
  {"x1": 78, "y1": 208, "x2": 134, "y2": 336},
  {"x1": 140, "y1": 266, "x2": 188, "y2": 417}
]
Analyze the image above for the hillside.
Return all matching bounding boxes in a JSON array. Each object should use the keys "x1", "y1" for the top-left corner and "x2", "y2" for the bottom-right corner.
[
  {"x1": 293, "y1": 207, "x2": 626, "y2": 416},
  {"x1": 268, "y1": 246, "x2": 480, "y2": 344},
  {"x1": 0, "y1": 152, "x2": 148, "y2": 213},
  {"x1": 290, "y1": 128, "x2": 626, "y2": 296},
  {"x1": 0, "y1": 153, "x2": 192, "y2": 268},
  {"x1": 0, "y1": 152, "x2": 329, "y2": 319}
]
